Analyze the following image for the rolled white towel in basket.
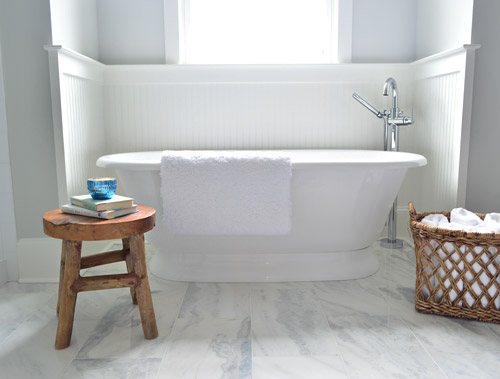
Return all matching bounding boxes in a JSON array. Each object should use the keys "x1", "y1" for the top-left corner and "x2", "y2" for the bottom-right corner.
[
  {"x1": 421, "y1": 214, "x2": 448, "y2": 227},
  {"x1": 485, "y1": 213, "x2": 500, "y2": 233},
  {"x1": 439, "y1": 208, "x2": 500, "y2": 233},
  {"x1": 438, "y1": 222, "x2": 498, "y2": 233},
  {"x1": 450, "y1": 208, "x2": 483, "y2": 227},
  {"x1": 422, "y1": 208, "x2": 500, "y2": 233},
  {"x1": 160, "y1": 150, "x2": 292, "y2": 235}
]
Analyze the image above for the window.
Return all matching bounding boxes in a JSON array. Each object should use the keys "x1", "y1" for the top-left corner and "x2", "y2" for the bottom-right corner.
[
  {"x1": 179, "y1": 0, "x2": 336, "y2": 64},
  {"x1": 165, "y1": 0, "x2": 352, "y2": 64}
]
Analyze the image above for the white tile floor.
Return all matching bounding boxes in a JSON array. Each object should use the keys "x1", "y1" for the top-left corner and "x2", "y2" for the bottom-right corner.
[{"x1": 1, "y1": 240, "x2": 500, "y2": 378}]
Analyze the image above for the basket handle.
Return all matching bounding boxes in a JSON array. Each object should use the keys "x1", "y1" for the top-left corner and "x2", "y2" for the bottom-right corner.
[{"x1": 408, "y1": 202, "x2": 417, "y2": 222}]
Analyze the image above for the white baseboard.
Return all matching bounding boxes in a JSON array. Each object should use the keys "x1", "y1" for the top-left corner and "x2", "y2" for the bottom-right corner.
[
  {"x1": 0, "y1": 258, "x2": 7, "y2": 286},
  {"x1": 398, "y1": 207, "x2": 412, "y2": 240},
  {"x1": 6, "y1": 255, "x2": 18, "y2": 282},
  {"x1": 17, "y1": 238, "x2": 118, "y2": 283},
  {"x1": 380, "y1": 206, "x2": 412, "y2": 241}
]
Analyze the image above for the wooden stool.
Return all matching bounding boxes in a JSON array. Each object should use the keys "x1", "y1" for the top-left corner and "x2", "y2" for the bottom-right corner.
[{"x1": 43, "y1": 205, "x2": 158, "y2": 350}]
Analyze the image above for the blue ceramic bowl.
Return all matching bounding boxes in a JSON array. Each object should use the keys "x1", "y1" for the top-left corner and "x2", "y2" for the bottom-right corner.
[{"x1": 87, "y1": 178, "x2": 117, "y2": 200}]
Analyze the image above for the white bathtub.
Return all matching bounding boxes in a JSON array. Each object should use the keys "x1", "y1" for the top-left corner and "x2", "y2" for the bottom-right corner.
[{"x1": 97, "y1": 150, "x2": 426, "y2": 282}]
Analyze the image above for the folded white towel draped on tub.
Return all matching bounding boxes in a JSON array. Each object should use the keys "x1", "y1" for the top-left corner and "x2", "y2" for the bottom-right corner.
[{"x1": 160, "y1": 150, "x2": 292, "y2": 235}]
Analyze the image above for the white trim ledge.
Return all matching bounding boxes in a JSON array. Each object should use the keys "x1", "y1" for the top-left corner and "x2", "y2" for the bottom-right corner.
[
  {"x1": 411, "y1": 44, "x2": 481, "y2": 66},
  {"x1": 44, "y1": 45, "x2": 106, "y2": 68},
  {"x1": 104, "y1": 62, "x2": 410, "y2": 84}
]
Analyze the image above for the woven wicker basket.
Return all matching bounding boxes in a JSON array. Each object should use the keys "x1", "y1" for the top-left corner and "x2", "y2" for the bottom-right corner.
[{"x1": 409, "y1": 202, "x2": 500, "y2": 323}]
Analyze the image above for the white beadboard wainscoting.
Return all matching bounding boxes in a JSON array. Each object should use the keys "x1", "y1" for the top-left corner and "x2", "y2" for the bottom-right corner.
[
  {"x1": 46, "y1": 46, "x2": 111, "y2": 205},
  {"x1": 25, "y1": 44, "x2": 476, "y2": 282},
  {"x1": 398, "y1": 45, "x2": 478, "y2": 215},
  {"x1": 102, "y1": 64, "x2": 411, "y2": 154}
]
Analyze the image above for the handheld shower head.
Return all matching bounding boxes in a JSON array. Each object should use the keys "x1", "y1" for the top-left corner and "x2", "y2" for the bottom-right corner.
[{"x1": 352, "y1": 93, "x2": 384, "y2": 118}]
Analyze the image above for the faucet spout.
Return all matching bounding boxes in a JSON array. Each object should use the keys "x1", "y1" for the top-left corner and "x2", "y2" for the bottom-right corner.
[{"x1": 383, "y1": 77, "x2": 399, "y2": 118}]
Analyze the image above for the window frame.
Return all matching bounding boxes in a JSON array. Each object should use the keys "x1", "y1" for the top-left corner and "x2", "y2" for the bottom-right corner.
[{"x1": 163, "y1": 0, "x2": 352, "y2": 64}]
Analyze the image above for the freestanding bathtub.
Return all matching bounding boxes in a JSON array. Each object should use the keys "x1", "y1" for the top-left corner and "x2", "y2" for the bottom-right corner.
[{"x1": 97, "y1": 150, "x2": 426, "y2": 282}]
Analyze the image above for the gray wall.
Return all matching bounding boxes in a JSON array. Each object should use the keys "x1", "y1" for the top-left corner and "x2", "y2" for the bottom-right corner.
[
  {"x1": 0, "y1": 40, "x2": 18, "y2": 282},
  {"x1": 415, "y1": 0, "x2": 474, "y2": 59},
  {"x1": 97, "y1": 0, "x2": 165, "y2": 64},
  {"x1": 0, "y1": 41, "x2": 6, "y2": 284},
  {"x1": 351, "y1": 0, "x2": 474, "y2": 63},
  {"x1": 465, "y1": 1, "x2": 500, "y2": 213},
  {"x1": 50, "y1": 0, "x2": 165, "y2": 64},
  {"x1": 50, "y1": 0, "x2": 99, "y2": 60},
  {"x1": 351, "y1": 0, "x2": 417, "y2": 63},
  {"x1": 0, "y1": 0, "x2": 59, "y2": 239}
]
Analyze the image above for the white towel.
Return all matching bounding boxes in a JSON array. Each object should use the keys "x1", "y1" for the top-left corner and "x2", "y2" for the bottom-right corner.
[
  {"x1": 450, "y1": 208, "x2": 483, "y2": 227},
  {"x1": 432, "y1": 208, "x2": 500, "y2": 233},
  {"x1": 437, "y1": 222, "x2": 491, "y2": 232},
  {"x1": 160, "y1": 150, "x2": 292, "y2": 235},
  {"x1": 484, "y1": 213, "x2": 500, "y2": 233},
  {"x1": 421, "y1": 214, "x2": 449, "y2": 227},
  {"x1": 422, "y1": 208, "x2": 500, "y2": 234}
]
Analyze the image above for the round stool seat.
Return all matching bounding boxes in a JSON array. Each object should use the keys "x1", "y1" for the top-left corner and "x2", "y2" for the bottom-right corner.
[{"x1": 43, "y1": 205, "x2": 155, "y2": 241}]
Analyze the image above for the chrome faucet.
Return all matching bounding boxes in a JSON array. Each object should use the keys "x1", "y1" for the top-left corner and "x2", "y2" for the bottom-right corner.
[
  {"x1": 352, "y1": 77, "x2": 414, "y2": 148},
  {"x1": 383, "y1": 77, "x2": 399, "y2": 119},
  {"x1": 352, "y1": 77, "x2": 415, "y2": 249},
  {"x1": 383, "y1": 77, "x2": 414, "y2": 129}
]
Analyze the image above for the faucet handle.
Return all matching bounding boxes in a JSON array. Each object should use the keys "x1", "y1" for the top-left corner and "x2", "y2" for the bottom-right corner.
[{"x1": 403, "y1": 107, "x2": 414, "y2": 125}]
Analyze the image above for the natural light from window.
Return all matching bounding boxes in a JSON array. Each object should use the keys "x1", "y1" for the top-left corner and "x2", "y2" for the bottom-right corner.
[{"x1": 182, "y1": 0, "x2": 335, "y2": 64}]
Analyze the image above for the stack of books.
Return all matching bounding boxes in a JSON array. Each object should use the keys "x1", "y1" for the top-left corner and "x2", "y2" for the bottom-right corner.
[{"x1": 61, "y1": 194, "x2": 137, "y2": 219}]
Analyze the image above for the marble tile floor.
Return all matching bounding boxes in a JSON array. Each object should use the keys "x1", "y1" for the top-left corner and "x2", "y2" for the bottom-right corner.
[{"x1": 1, "y1": 240, "x2": 500, "y2": 378}]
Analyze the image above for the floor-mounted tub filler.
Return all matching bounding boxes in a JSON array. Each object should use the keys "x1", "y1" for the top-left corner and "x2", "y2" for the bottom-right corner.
[
  {"x1": 97, "y1": 149, "x2": 426, "y2": 282},
  {"x1": 354, "y1": 77, "x2": 415, "y2": 249}
]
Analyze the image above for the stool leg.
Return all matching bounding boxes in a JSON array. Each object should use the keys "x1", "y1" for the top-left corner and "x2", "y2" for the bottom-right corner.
[
  {"x1": 56, "y1": 242, "x2": 66, "y2": 317},
  {"x1": 129, "y1": 233, "x2": 158, "y2": 339},
  {"x1": 55, "y1": 240, "x2": 81, "y2": 350},
  {"x1": 123, "y1": 237, "x2": 137, "y2": 304}
]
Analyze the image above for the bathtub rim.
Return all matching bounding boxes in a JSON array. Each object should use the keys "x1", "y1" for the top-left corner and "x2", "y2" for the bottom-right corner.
[{"x1": 97, "y1": 149, "x2": 427, "y2": 171}]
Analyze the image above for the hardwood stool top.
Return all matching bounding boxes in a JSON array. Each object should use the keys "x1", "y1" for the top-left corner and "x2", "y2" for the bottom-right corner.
[
  {"x1": 43, "y1": 205, "x2": 156, "y2": 241},
  {"x1": 43, "y1": 205, "x2": 158, "y2": 349}
]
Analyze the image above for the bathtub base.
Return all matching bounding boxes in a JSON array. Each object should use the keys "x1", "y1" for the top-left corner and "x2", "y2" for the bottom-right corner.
[{"x1": 148, "y1": 246, "x2": 379, "y2": 282}]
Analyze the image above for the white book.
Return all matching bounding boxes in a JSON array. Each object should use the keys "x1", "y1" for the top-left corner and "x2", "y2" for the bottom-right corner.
[{"x1": 60, "y1": 204, "x2": 138, "y2": 220}]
